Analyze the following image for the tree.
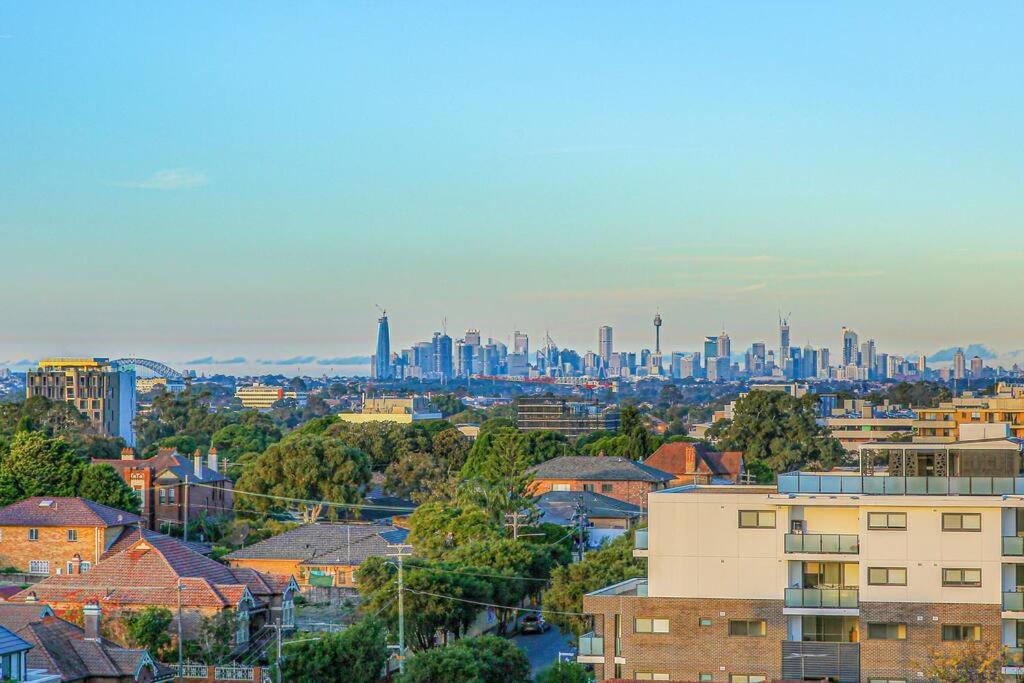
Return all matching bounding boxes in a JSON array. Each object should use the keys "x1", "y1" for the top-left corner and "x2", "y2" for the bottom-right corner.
[
  {"x1": 923, "y1": 643, "x2": 1003, "y2": 682},
  {"x1": 120, "y1": 607, "x2": 173, "y2": 658},
  {"x1": 406, "y1": 502, "x2": 500, "y2": 558},
  {"x1": 542, "y1": 531, "x2": 644, "y2": 637},
  {"x1": 535, "y1": 661, "x2": 593, "y2": 683},
  {"x1": 210, "y1": 415, "x2": 283, "y2": 460},
  {"x1": 182, "y1": 610, "x2": 238, "y2": 664},
  {"x1": 431, "y1": 428, "x2": 471, "y2": 478},
  {"x1": 460, "y1": 430, "x2": 537, "y2": 526},
  {"x1": 77, "y1": 464, "x2": 141, "y2": 514},
  {"x1": 236, "y1": 434, "x2": 371, "y2": 522},
  {"x1": 400, "y1": 635, "x2": 530, "y2": 683},
  {"x1": 618, "y1": 405, "x2": 654, "y2": 459},
  {"x1": 383, "y1": 452, "x2": 441, "y2": 502},
  {"x1": 710, "y1": 390, "x2": 845, "y2": 479},
  {"x1": 279, "y1": 617, "x2": 387, "y2": 683},
  {"x1": 1, "y1": 432, "x2": 83, "y2": 501},
  {"x1": 431, "y1": 394, "x2": 465, "y2": 417}
]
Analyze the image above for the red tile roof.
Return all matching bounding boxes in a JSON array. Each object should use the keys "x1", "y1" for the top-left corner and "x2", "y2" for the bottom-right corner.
[
  {"x1": 0, "y1": 497, "x2": 141, "y2": 528},
  {"x1": 645, "y1": 442, "x2": 744, "y2": 483}
]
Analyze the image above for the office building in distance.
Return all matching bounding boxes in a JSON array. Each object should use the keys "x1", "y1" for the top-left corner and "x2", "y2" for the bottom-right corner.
[
  {"x1": 516, "y1": 397, "x2": 620, "y2": 436},
  {"x1": 235, "y1": 384, "x2": 308, "y2": 409},
  {"x1": 25, "y1": 358, "x2": 135, "y2": 447}
]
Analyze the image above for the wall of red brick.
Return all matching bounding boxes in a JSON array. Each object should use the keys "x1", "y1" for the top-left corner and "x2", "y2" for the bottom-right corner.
[{"x1": 531, "y1": 479, "x2": 657, "y2": 509}]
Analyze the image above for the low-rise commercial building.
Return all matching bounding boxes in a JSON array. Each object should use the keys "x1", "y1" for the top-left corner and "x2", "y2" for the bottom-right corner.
[
  {"x1": 234, "y1": 384, "x2": 307, "y2": 409},
  {"x1": 337, "y1": 394, "x2": 442, "y2": 424},
  {"x1": 581, "y1": 472, "x2": 1024, "y2": 682}
]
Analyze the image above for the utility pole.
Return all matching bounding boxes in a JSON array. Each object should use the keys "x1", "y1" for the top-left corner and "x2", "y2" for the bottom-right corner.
[
  {"x1": 275, "y1": 623, "x2": 283, "y2": 683},
  {"x1": 387, "y1": 544, "x2": 413, "y2": 675},
  {"x1": 183, "y1": 475, "x2": 189, "y2": 543},
  {"x1": 574, "y1": 496, "x2": 588, "y2": 562},
  {"x1": 176, "y1": 579, "x2": 183, "y2": 683}
]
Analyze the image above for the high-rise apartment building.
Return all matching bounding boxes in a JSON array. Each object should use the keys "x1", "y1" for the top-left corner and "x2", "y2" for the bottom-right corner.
[
  {"x1": 513, "y1": 330, "x2": 529, "y2": 358},
  {"x1": 373, "y1": 311, "x2": 392, "y2": 380},
  {"x1": 26, "y1": 358, "x2": 135, "y2": 446},
  {"x1": 842, "y1": 327, "x2": 859, "y2": 367},
  {"x1": 802, "y1": 345, "x2": 817, "y2": 380},
  {"x1": 971, "y1": 356, "x2": 984, "y2": 378},
  {"x1": 717, "y1": 331, "x2": 732, "y2": 361},
  {"x1": 954, "y1": 349, "x2": 967, "y2": 380},
  {"x1": 918, "y1": 355, "x2": 928, "y2": 374},
  {"x1": 779, "y1": 316, "x2": 791, "y2": 363},
  {"x1": 599, "y1": 326, "x2": 614, "y2": 365},
  {"x1": 582, "y1": 472, "x2": 1024, "y2": 682},
  {"x1": 432, "y1": 332, "x2": 453, "y2": 380},
  {"x1": 860, "y1": 340, "x2": 876, "y2": 376}
]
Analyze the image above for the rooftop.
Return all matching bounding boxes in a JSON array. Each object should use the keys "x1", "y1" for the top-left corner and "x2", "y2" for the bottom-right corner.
[
  {"x1": 531, "y1": 456, "x2": 673, "y2": 483},
  {"x1": 224, "y1": 523, "x2": 408, "y2": 566},
  {"x1": 535, "y1": 490, "x2": 642, "y2": 524},
  {"x1": 0, "y1": 498, "x2": 141, "y2": 528}
]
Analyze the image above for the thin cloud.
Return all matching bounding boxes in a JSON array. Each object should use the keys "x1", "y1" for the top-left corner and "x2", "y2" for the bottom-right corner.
[
  {"x1": 658, "y1": 254, "x2": 778, "y2": 264},
  {"x1": 778, "y1": 270, "x2": 883, "y2": 282},
  {"x1": 186, "y1": 356, "x2": 247, "y2": 365},
  {"x1": 113, "y1": 168, "x2": 208, "y2": 190},
  {"x1": 316, "y1": 356, "x2": 371, "y2": 365},
  {"x1": 257, "y1": 355, "x2": 317, "y2": 365}
]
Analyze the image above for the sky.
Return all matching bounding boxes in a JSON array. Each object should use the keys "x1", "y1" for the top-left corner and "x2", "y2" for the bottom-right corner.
[{"x1": 2, "y1": 2, "x2": 1023, "y2": 374}]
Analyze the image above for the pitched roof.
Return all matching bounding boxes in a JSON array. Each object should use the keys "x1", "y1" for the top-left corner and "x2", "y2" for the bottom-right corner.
[
  {"x1": 0, "y1": 624, "x2": 31, "y2": 657},
  {"x1": 535, "y1": 490, "x2": 641, "y2": 525},
  {"x1": 11, "y1": 533, "x2": 287, "y2": 610},
  {"x1": 225, "y1": 523, "x2": 406, "y2": 567},
  {"x1": 0, "y1": 604, "x2": 55, "y2": 632},
  {"x1": 103, "y1": 526, "x2": 212, "y2": 559},
  {"x1": 0, "y1": 497, "x2": 141, "y2": 528},
  {"x1": 15, "y1": 616, "x2": 154, "y2": 681},
  {"x1": 98, "y1": 448, "x2": 228, "y2": 483},
  {"x1": 530, "y1": 456, "x2": 673, "y2": 483},
  {"x1": 645, "y1": 442, "x2": 744, "y2": 482}
]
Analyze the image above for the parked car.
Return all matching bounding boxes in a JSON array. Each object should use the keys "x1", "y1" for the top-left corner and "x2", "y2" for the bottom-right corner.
[{"x1": 519, "y1": 614, "x2": 550, "y2": 634}]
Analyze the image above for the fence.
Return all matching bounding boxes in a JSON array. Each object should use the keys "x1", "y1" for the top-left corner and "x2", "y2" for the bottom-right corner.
[{"x1": 158, "y1": 664, "x2": 271, "y2": 683}]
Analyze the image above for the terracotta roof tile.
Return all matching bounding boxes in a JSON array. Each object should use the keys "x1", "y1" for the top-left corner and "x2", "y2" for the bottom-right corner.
[{"x1": 0, "y1": 497, "x2": 141, "y2": 528}]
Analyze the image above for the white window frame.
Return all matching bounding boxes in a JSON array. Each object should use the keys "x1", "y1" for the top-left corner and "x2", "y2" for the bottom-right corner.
[{"x1": 28, "y1": 560, "x2": 49, "y2": 575}]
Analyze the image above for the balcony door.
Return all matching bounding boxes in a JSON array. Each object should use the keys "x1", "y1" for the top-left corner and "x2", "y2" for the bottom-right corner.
[{"x1": 802, "y1": 562, "x2": 857, "y2": 589}]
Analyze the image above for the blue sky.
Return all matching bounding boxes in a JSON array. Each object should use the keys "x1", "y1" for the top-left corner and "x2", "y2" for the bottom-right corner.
[{"x1": 2, "y1": 2, "x2": 1023, "y2": 369}]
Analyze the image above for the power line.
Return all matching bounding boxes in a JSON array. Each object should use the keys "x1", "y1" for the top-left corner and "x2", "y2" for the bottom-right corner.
[
  {"x1": 404, "y1": 588, "x2": 592, "y2": 617},
  {"x1": 189, "y1": 481, "x2": 419, "y2": 513},
  {"x1": 387, "y1": 562, "x2": 548, "y2": 583}
]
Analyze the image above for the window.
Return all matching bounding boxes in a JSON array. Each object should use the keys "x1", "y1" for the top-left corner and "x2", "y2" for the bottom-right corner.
[
  {"x1": 67, "y1": 529, "x2": 78, "y2": 542},
  {"x1": 942, "y1": 568, "x2": 982, "y2": 587},
  {"x1": 942, "y1": 624, "x2": 981, "y2": 642},
  {"x1": 738, "y1": 510, "x2": 776, "y2": 529},
  {"x1": 81, "y1": 561, "x2": 91, "y2": 573},
  {"x1": 601, "y1": 484, "x2": 613, "y2": 493},
  {"x1": 867, "y1": 512, "x2": 907, "y2": 529},
  {"x1": 728, "y1": 620, "x2": 766, "y2": 637},
  {"x1": 28, "y1": 529, "x2": 38, "y2": 541},
  {"x1": 583, "y1": 484, "x2": 596, "y2": 492},
  {"x1": 699, "y1": 618, "x2": 713, "y2": 627},
  {"x1": 551, "y1": 484, "x2": 570, "y2": 492},
  {"x1": 28, "y1": 560, "x2": 49, "y2": 575},
  {"x1": 801, "y1": 616, "x2": 859, "y2": 643},
  {"x1": 867, "y1": 623, "x2": 907, "y2": 640},
  {"x1": 168, "y1": 487, "x2": 175, "y2": 503},
  {"x1": 730, "y1": 676, "x2": 766, "y2": 683},
  {"x1": 635, "y1": 674, "x2": 670, "y2": 681},
  {"x1": 868, "y1": 567, "x2": 907, "y2": 586},
  {"x1": 699, "y1": 676, "x2": 713, "y2": 682},
  {"x1": 159, "y1": 488, "x2": 167, "y2": 504},
  {"x1": 942, "y1": 513, "x2": 981, "y2": 531},
  {"x1": 634, "y1": 618, "x2": 670, "y2": 633}
]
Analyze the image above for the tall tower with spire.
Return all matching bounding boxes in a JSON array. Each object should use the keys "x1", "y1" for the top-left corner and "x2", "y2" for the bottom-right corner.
[
  {"x1": 652, "y1": 312, "x2": 664, "y2": 374},
  {"x1": 373, "y1": 309, "x2": 392, "y2": 380}
]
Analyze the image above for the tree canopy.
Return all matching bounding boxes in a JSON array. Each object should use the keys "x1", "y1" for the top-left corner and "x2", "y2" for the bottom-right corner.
[
  {"x1": 280, "y1": 617, "x2": 388, "y2": 683},
  {"x1": 399, "y1": 635, "x2": 530, "y2": 683}
]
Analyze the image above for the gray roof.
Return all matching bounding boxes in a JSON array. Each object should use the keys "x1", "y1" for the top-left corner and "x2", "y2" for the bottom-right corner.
[
  {"x1": 535, "y1": 490, "x2": 642, "y2": 525},
  {"x1": 224, "y1": 523, "x2": 407, "y2": 567},
  {"x1": 0, "y1": 497, "x2": 141, "y2": 528},
  {"x1": 0, "y1": 624, "x2": 31, "y2": 657},
  {"x1": 531, "y1": 456, "x2": 673, "y2": 483}
]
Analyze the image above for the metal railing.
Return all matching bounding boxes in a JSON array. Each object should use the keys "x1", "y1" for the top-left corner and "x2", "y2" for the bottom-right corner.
[
  {"x1": 784, "y1": 533, "x2": 859, "y2": 554},
  {"x1": 634, "y1": 529, "x2": 648, "y2": 550},
  {"x1": 784, "y1": 587, "x2": 858, "y2": 609},
  {"x1": 778, "y1": 473, "x2": 1024, "y2": 496},
  {"x1": 1005, "y1": 537, "x2": 1024, "y2": 556},
  {"x1": 577, "y1": 633, "x2": 604, "y2": 657}
]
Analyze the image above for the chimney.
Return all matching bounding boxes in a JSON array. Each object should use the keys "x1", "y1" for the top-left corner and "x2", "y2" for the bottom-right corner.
[
  {"x1": 83, "y1": 602, "x2": 101, "y2": 640},
  {"x1": 208, "y1": 447, "x2": 219, "y2": 475},
  {"x1": 120, "y1": 447, "x2": 135, "y2": 461},
  {"x1": 72, "y1": 553, "x2": 82, "y2": 575},
  {"x1": 193, "y1": 449, "x2": 203, "y2": 478}
]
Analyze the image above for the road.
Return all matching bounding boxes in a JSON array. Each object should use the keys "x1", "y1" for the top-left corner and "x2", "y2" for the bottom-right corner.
[{"x1": 511, "y1": 624, "x2": 573, "y2": 676}]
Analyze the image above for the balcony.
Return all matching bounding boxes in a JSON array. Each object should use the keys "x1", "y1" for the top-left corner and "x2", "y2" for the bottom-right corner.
[
  {"x1": 778, "y1": 472, "x2": 1024, "y2": 496},
  {"x1": 781, "y1": 642, "x2": 860, "y2": 683},
  {"x1": 633, "y1": 529, "x2": 648, "y2": 557},
  {"x1": 784, "y1": 587, "x2": 858, "y2": 609},
  {"x1": 785, "y1": 533, "x2": 859, "y2": 554},
  {"x1": 1005, "y1": 537, "x2": 1024, "y2": 556},
  {"x1": 577, "y1": 632, "x2": 604, "y2": 664},
  {"x1": 1006, "y1": 647, "x2": 1024, "y2": 667},
  {"x1": 1003, "y1": 591, "x2": 1024, "y2": 612}
]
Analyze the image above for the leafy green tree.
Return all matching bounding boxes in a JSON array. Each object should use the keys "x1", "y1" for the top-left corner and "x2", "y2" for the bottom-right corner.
[
  {"x1": 134, "y1": 389, "x2": 233, "y2": 453},
  {"x1": 460, "y1": 430, "x2": 538, "y2": 526},
  {"x1": 535, "y1": 661, "x2": 593, "y2": 683},
  {"x1": 182, "y1": 610, "x2": 239, "y2": 664},
  {"x1": 0, "y1": 396, "x2": 93, "y2": 440},
  {"x1": 407, "y1": 502, "x2": 500, "y2": 557},
  {"x1": 431, "y1": 428, "x2": 471, "y2": 477},
  {"x1": 431, "y1": 394, "x2": 466, "y2": 417},
  {"x1": 279, "y1": 617, "x2": 387, "y2": 683},
  {"x1": 120, "y1": 607, "x2": 173, "y2": 658},
  {"x1": 77, "y1": 463, "x2": 141, "y2": 514},
  {"x1": 2, "y1": 432, "x2": 82, "y2": 499},
  {"x1": 711, "y1": 390, "x2": 845, "y2": 479},
  {"x1": 383, "y1": 452, "x2": 440, "y2": 502},
  {"x1": 236, "y1": 434, "x2": 371, "y2": 522},
  {"x1": 618, "y1": 405, "x2": 654, "y2": 459},
  {"x1": 400, "y1": 635, "x2": 530, "y2": 683},
  {"x1": 542, "y1": 531, "x2": 644, "y2": 637},
  {"x1": 210, "y1": 414, "x2": 282, "y2": 460}
]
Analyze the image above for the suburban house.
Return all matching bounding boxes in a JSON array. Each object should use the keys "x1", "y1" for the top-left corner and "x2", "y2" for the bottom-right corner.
[
  {"x1": 99, "y1": 448, "x2": 233, "y2": 533},
  {"x1": 9, "y1": 533, "x2": 297, "y2": 646},
  {"x1": 0, "y1": 498, "x2": 143, "y2": 578},
  {"x1": 645, "y1": 441, "x2": 745, "y2": 485},
  {"x1": 0, "y1": 603, "x2": 159, "y2": 682},
  {"x1": 224, "y1": 523, "x2": 409, "y2": 590},
  {"x1": 535, "y1": 490, "x2": 641, "y2": 547},
  {"x1": 528, "y1": 456, "x2": 673, "y2": 510}
]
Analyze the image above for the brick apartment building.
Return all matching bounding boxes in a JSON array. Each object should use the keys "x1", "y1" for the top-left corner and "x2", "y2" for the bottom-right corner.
[
  {"x1": 99, "y1": 447, "x2": 233, "y2": 532},
  {"x1": 581, "y1": 472, "x2": 1024, "y2": 681},
  {"x1": 529, "y1": 456, "x2": 673, "y2": 510}
]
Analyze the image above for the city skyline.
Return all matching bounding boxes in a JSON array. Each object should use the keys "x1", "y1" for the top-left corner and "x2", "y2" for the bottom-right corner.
[{"x1": 4, "y1": 3, "x2": 1024, "y2": 365}]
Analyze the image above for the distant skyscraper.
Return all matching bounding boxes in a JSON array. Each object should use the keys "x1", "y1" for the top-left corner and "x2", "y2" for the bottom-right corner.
[
  {"x1": 917, "y1": 355, "x2": 928, "y2": 374},
  {"x1": 432, "y1": 332, "x2": 453, "y2": 380},
  {"x1": 970, "y1": 355, "x2": 983, "y2": 378},
  {"x1": 818, "y1": 348, "x2": 830, "y2": 376},
  {"x1": 373, "y1": 310, "x2": 392, "y2": 380},
  {"x1": 717, "y1": 331, "x2": 731, "y2": 361},
  {"x1": 464, "y1": 329, "x2": 481, "y2": 346},
  {"x1": 860, "y1": 340, "x2": 876, "y2": 373},
  {"x1": 703, "y1": 336, "x2": 718, "y2": 365},
  {"x1": 513, "y1": 330, "x2": 529, "y2": 358},
  {"x1": 598, "y1": 326, "x2": 614, "y2": 364},
  {"x1": 953, "y1": 349, "x2": 966, "y2": 380},
  {"x1": 842, "y1": 327, "x2": 859, "y2": 366},
  {"x1": 652, "y1": 313, "x2": 664, "y2": 373},
  {"x1": 802, "y1": 345, "x2": 817, "y2": 380},
  {"x1": 779, "y1": 315, "x2": 791, "y2": 364}
]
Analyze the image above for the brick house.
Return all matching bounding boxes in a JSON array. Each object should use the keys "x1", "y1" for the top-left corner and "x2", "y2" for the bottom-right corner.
[
  {"x1": 528, "y1": 456, "x2": 673, "y2": 510},
  {"x1": 645, "y1": 441, "x2": 745, "y2": 485},
  {"x1": 99, "y1": 448, "x2": 233, "y2": 532},
  {"x1": 0, "y1": 498, "x2": 145, "y2": 578},
  {"x1": 9, "y1": 533, "x2": 297, "y2": 646},
  {"x1": 224, "y1": 523, "x2": 408, "y2": 590}
]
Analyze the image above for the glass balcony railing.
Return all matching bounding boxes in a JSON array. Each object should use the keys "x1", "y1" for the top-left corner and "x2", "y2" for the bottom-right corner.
[
  {"x1": 778, "y1": 473, "x2": 1024, "y2": 496},
  {"x1": 1007, "y1": 647, "x2": 1024, "y2": 667},
  {"x1": 577, "y1": 633, "x2": 603, "y2": 657},
  {"x1": 1003, "y1": 591, "x2": 1024, "y2": 611},
  {"x1": 634, "y1": 529, "x2": 648, "y2": 550},
  {"x1": 784, "y1": 587, "x2": 859, "y2": 609},
  {"x1": 1004, "y1": 537, "x2": 1024, "y2": 556},
  {"x1": 784, "y1": 533, "x2": 859, "y2": 554}
]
